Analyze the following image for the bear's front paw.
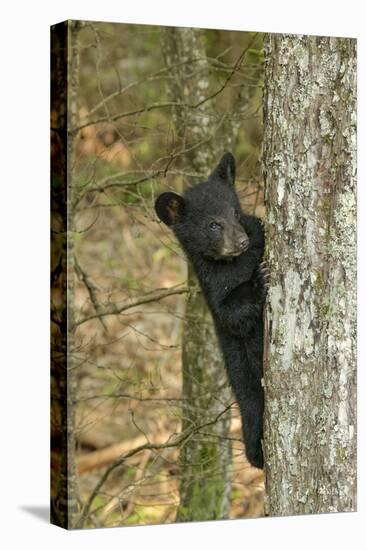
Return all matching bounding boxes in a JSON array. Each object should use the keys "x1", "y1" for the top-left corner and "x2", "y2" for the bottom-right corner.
[
  {"x1": 260, "y1": 261, "x2": 270, "y2": 285},
  {"x1": 252, "y1": 263, "x2": 268, "y2": 302}
]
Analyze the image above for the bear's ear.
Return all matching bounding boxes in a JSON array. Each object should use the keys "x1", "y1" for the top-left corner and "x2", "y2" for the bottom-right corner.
[
  {"x1": 209, "y1": 152, "x2": 236, "y2": 186},
  {"x1": 155, "y1": 192, "x2": 186, "y2": 226}
]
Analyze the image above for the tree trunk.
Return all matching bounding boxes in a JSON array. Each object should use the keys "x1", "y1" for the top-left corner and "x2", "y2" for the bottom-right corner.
[
  {"x1": 263, "y1": 34, "x2": 357, "y2": 515},
  {"x1": 161, "y1": 27, "x2": 232, "y2": 522}
]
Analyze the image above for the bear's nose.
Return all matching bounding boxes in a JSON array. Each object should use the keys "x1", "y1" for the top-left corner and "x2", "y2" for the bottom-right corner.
[{"x1": 237, "y1": 236, "x2": 249, "y2": 250}]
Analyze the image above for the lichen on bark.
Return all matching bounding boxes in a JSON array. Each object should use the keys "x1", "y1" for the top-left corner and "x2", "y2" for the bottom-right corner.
[{"x1": 263, "y1": 34, "x2": 356, "y2": 516}]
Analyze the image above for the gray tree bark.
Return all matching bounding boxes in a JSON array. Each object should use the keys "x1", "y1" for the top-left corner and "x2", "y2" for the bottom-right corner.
[
  {"x1": 262, "y1": 34, "x2": 357, "y2": 515},
  {"x1": 161, "y1": 27, "x2": 232, "y2": 522}
]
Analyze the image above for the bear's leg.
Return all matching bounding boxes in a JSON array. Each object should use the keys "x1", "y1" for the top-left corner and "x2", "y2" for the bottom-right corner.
[
  {"x1": 237, "y1": 381, "x2": 264, "y2": 469},
  {"x1": 218, "y1": 332, "x2": 264, "y2": 469}
]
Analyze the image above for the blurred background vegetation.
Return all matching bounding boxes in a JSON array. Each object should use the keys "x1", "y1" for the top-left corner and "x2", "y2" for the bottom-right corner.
[{"x1": 51, "y1": 20, "x2": 265, "y2": 528}]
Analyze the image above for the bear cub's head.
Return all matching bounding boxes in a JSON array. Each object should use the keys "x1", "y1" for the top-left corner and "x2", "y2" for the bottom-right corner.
[{"x1": 155, "y1": 153, "x2": 250, "y2": 262}]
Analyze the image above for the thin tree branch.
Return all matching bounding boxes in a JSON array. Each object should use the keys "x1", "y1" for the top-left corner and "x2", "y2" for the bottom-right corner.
[
  {"x1": 82, "y1": 169, "x2": 203, "y2": 193},
  {"x1": 75, "y1": 102, "x2": 184, "y2": 133},
  {"x1": 75, "y1": 285, "x2": 190, "y2": 327},
  {"x1": 73, "y1": 37, "x2": 258, "y2": 135},
  {"x1": 74, "y1": 256, "x2": 108, "y2": 331},
  {"x1": 191, "y1": 34, "x2": 259, "y2": 109},
  {"x1": 74, "y1": 404, "x2": 232, "y2": 528},
  {"x1": 75, "y1": 115, "x2": 228, "y2": 200}
]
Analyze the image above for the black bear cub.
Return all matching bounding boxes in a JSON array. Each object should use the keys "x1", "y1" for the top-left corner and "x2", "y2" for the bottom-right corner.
[{"x1": 155, "y1": 152, "x2": 265, "y2": 469}]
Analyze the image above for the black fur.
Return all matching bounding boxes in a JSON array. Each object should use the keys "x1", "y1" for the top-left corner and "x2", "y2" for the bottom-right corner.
[{"x1": 155, "y1": 152, "x2": 265, "y2": 469}]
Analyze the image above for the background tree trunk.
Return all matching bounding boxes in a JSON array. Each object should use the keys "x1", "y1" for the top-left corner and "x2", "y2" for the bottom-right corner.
[
  {"x1": 161, "y1": 27, "x2": 233, "y2": 522},
  {"x1": 263, "y1": 34, "x2": 357, "y2": 515}
]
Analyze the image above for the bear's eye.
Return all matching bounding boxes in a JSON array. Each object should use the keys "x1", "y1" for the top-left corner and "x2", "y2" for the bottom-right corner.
[
  {"x1": 209, "y1": 221, "x2": 222, "y2": 231},
  {"x1": 234, "y1": 209, "x2": 240, "y2": 220}
]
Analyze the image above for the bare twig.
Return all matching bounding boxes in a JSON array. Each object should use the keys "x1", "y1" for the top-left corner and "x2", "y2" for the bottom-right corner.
[
  {"x1": 191, "y1": 34, "x2": 259, "y2": 109},
  {"x1": 75, "y1": 102, "x2": 185, "y2": 133},
  {"x1": 74, "y1": 256, "x2": 108, "y2": 331},
  {"x1": 74, "y1": 404, "x2": 232, "y2": 528},
  {"x1": 86, "y1": 49, "x2": 255, "y2": 118},
  {"x1": 75, "y1": 393, "x2": 183, "y2": 404},
  {"x1": 75, "y1": 285, "x2": 190, "y2": 327},
  {"x1": 74, "y1": 36, "x2": 258, "y2": 135},
  {"x1": 76, "y1": 116, "x2": 227, "y2": 200},
  {"x1": 84, "y1": 169, "x2": 203, "y2": 192}
]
